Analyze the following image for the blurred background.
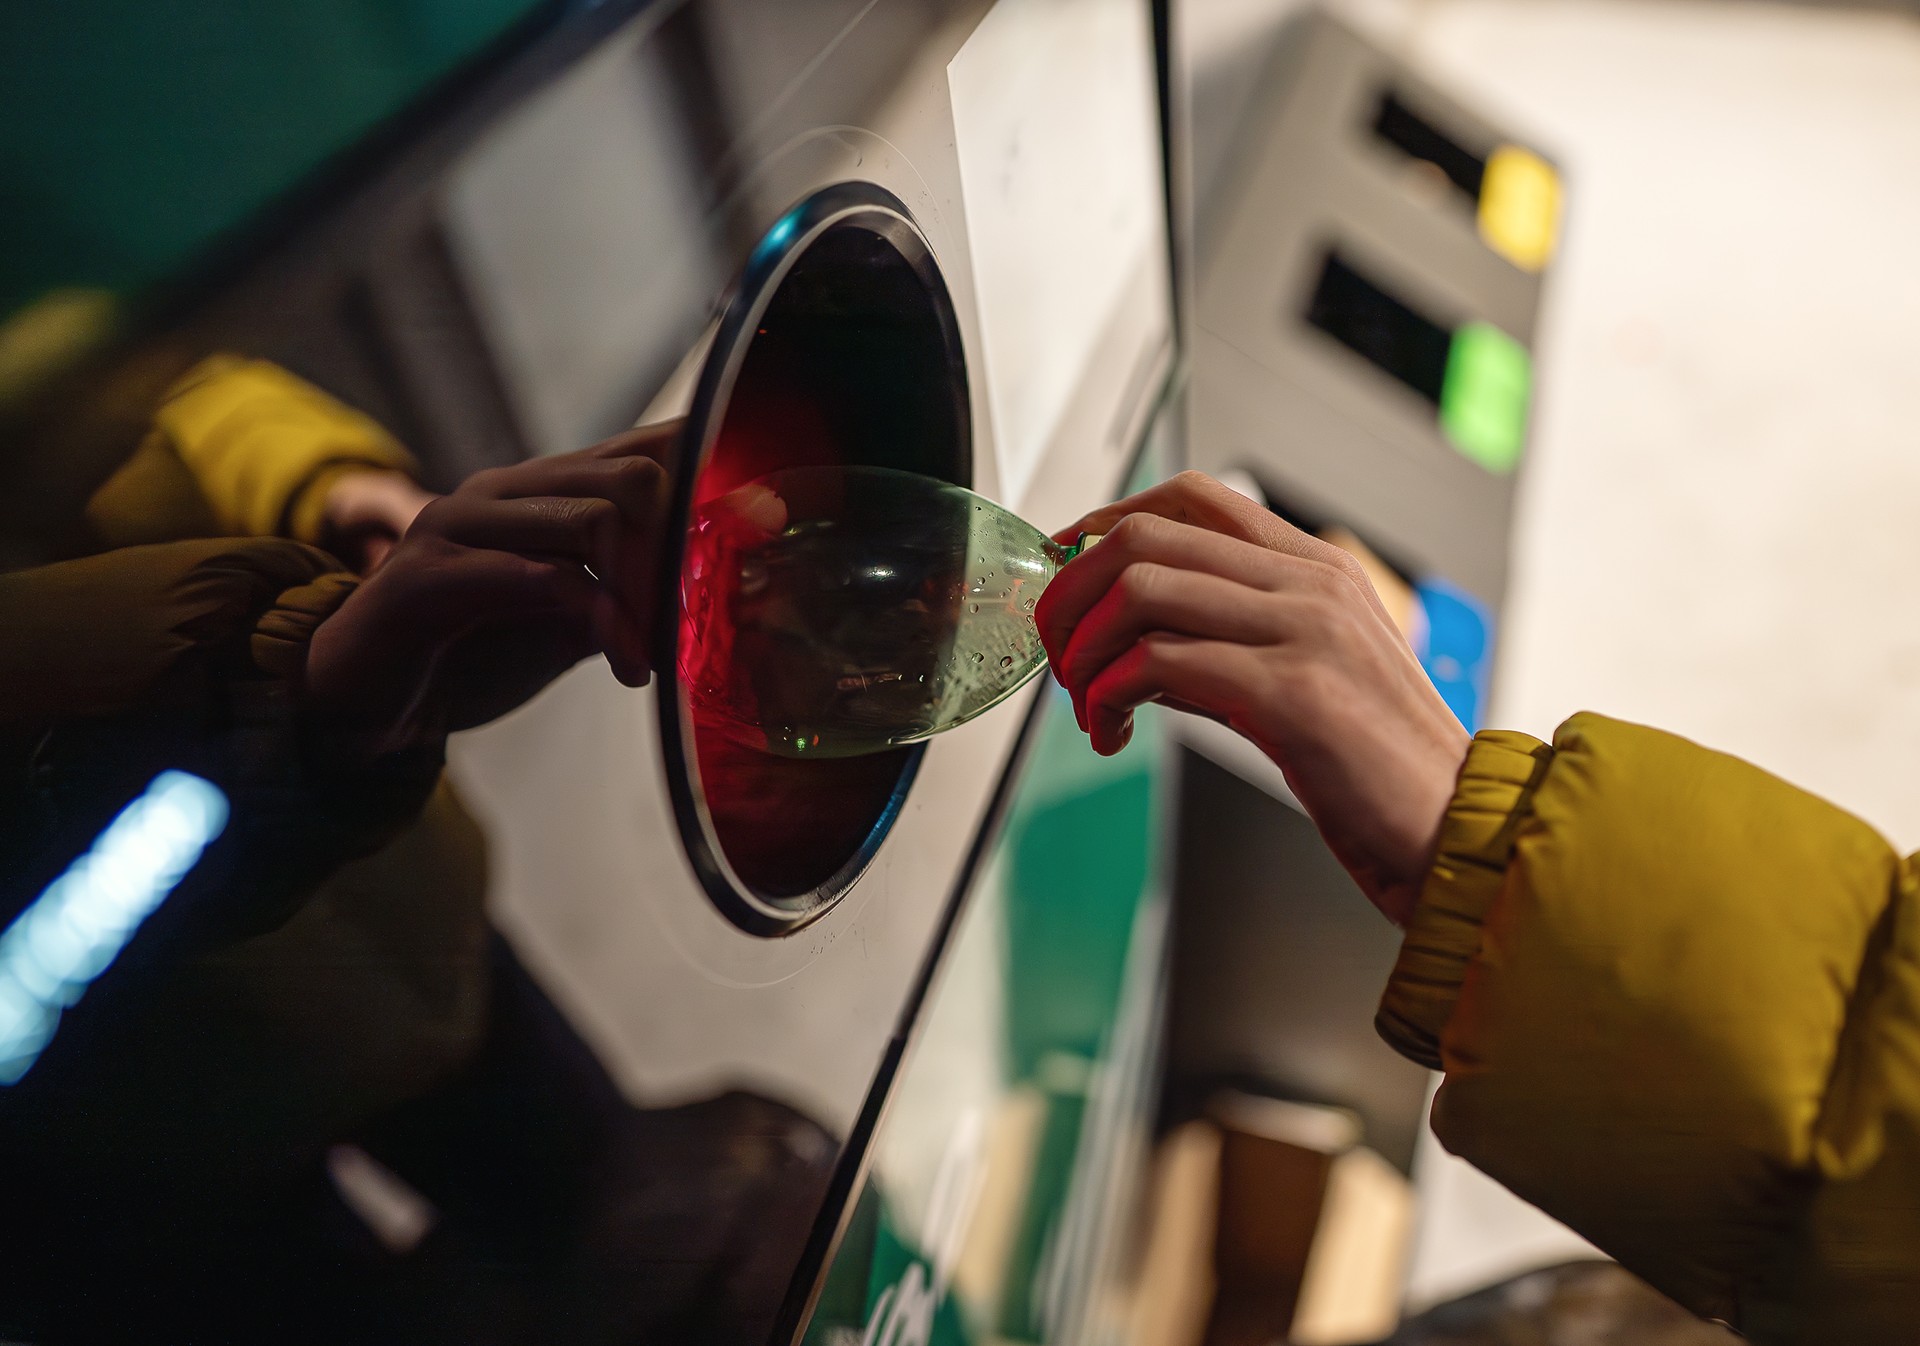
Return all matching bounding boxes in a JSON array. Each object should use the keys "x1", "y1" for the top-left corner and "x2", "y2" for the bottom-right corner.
[{"x1": 1185, "y1": 0, "x2": 1920, "y2": 1312}]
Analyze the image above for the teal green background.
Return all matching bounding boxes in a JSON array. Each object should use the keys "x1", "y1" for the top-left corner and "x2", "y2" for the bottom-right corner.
[
  {"x1": 0, "y1": 1, "x2": 542, "y2": 323},
  {"x1": 802, "y1": 687, "x2": 1167, "y2": 1345}
]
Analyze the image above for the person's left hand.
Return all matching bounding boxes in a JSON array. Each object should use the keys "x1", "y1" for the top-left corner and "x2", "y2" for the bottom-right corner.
[{"x1": 321, "y1": 469, "x2": 439, "y2": 573}]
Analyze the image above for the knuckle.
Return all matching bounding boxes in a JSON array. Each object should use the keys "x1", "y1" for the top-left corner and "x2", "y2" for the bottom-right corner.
[
  {"x1": 1173, "y1": 469, "x2": 1245, "y2": 513},
  {"x1": 610, "y1": 454, "x2": 666, "y2": 491},
  {"x1": 465, "y1": 466, "x2": 511, "y2": 498},
  {"x1": 1138, "y1": 630, "x2": 1184, "y2": 671},
  {"x1": 410, "y1": 496, "x2": 453, "y2": 532},
  {"x1": 1104, "y1": 511, "x2": 1164, "y2": 554},
  {"x1": 1059, "y1": 647, "x2": 1091, "y2": 691},
  {"x1": 1318, "y1": 544, "x2": 1369, "y2": 586},
  {"x1": 1306, "y1": 558, "x2": 1354, "y2": 598},
  {"x1": 1104, "y1": 513, "x2": 1147, "y2": 551},
  {"x1": 1111, "y1": 561, "x2": 1164, "y2": 609}
]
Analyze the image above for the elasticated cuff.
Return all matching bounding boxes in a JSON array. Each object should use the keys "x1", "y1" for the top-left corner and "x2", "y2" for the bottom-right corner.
[
  {"x1": 251, "y1": 571, "x2": 359, "y2": 681},
  {"x1": 1376, "y1": 729, "x2": 1556, "y2": 1069}
]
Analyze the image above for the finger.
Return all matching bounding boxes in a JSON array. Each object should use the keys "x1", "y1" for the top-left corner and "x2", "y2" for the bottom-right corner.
[
  {"x1": 434, "y1": 549, "x2": 599, "y2": 623},
  {"x1": 1054, "y1": 471, "x2": 1294, "y2": 549},
  {"x1": 442, "y1": 552, "x2": 650, "y2": 687},
  {"x1": 1055, "y1": 565, "x2": 1295, "y2": 727},
  {"x1": 466, "y1": 453, "x2": 669, "y2": 531},
  {"x1": 1053, "y1": 471, "x2": 1396, "y2": 626},
  {"x1": 584, "y1": 418, "x2": 684, "y2": 463},
  {"x1": 420, "y1": 494, "x2": 625, "y2": 576},
  {"x1": 1037, "y1": 512, "x2": 1322, "y2": 666},
  {"x1": 588, "y1": 585, "x2": 653, "y2": 687},
  {"x1": 1081, "y1": 634, "x2": 1264, "y2": 755}
]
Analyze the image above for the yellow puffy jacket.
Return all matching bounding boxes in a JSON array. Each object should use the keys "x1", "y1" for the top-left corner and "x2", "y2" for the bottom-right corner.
[
  {"x1": 0, "y1": 357, "x2": 488, "y2": 1222},
  {"x1": 1380, "y1": 714, "x2": 1920, "y2": 1341}
]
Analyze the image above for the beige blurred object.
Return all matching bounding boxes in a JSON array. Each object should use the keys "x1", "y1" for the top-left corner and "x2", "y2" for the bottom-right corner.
[
  {"x1": 950, "y1": 1087, "x2": 1049, "y2": 1310},
  {"x1": 1128, "y1": 1096, "x2": 1415, "y2": 1346},
  {"x1": 1291, "y1": 1145, "x2": 1418, "y2": 1344},
  {"x1": 1318, "y1": 524, "x2": 1417, "y2": 643},
  {"x1": 1130, "y1": 1120, "x2": 1224, "y2": 1346}
]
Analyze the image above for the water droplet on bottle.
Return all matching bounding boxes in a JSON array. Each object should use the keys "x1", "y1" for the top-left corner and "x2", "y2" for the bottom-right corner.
[
  {"x1": 969, "y1": 603, "x2": 980, "y2": 614},
  {"x1": 1023, "y1": 597, "x2": 1036, "y2": 611},
  {"x1": 971, "y1": 652, "x2": 985, "y2": 664},
  {"x1": 999, "y1": 656, "x2": 1015, "y2": 669}
]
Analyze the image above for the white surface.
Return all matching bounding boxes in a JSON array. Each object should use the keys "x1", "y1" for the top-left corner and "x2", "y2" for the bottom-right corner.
[
  {"x1": 1373, "y1": 0, "x2": 1920, "y2": 1308},
  {"x1": 948, "y1": 0, "x2": 1168, "y2": 511},
  {"x1": 446, "y1": 23, "x2": 714, "y2": 457}
]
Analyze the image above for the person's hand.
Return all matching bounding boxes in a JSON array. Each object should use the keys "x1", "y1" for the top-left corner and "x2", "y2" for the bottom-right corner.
[
  {"x1": 1036, "y1": 471, "x2": 1470, "y2": 925},
  {"x1": 320, "y1": 468, "x2": 438, "y2": 573},
  {"x1": 304, "y1": 422, "x2": 678, "y2": 764}
]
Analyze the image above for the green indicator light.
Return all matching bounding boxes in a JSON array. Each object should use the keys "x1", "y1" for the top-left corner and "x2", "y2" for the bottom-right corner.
[{"x1": 1439, "y1": 320, "x2": 1531, "y2": 475}]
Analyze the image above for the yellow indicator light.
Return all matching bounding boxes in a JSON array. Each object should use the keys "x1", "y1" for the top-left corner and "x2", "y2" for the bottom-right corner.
[{"x1": 1477, "y1": 145, "x2": 1561, "y2": 272}]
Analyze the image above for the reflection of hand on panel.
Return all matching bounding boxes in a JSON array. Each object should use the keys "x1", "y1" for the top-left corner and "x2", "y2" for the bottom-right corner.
[{"x1": 307, "y1": 420, "x2": 679, "y2": 766}]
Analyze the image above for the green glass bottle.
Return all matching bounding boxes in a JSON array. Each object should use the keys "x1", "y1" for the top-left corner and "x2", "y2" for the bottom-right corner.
[{"x1": 679, "y1": 465, "x2": 1091, "y2": 759}]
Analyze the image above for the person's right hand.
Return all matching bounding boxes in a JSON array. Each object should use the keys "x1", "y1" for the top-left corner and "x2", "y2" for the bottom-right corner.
[
  {"x1": 1036, "y1": 472, "x2": 1471, "y2": 926},
  {"x1": 303, "y1": 422, "x2": 677, "y2": 764}
]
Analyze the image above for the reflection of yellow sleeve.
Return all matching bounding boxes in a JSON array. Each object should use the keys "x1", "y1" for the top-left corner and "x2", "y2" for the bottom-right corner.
[
  {"x1": 1378, "y1": 714, "x2": 1920, "y2": 1339},
  {"x1": 146, "y1": 355, "x2": 417, "y2": 544}
]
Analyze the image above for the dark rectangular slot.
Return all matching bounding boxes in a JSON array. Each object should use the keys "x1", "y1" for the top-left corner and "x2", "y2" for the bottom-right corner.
[
  {"x1": 1373, "y1": 92, "x2": 1485, "y2": 202},
  {"x1": 1304, "y1": 251, "x2": 1451, "y2": 404}
]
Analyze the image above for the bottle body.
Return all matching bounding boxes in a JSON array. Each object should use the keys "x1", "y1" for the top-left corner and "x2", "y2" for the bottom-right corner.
[{"x1": 679, "y1": 466, "x2": 1073, "y2": 759}]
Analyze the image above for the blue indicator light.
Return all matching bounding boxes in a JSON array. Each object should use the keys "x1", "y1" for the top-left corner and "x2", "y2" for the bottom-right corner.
[
  {"x1": 0, "y1": 772, "x2": 229, "y2": 1084},
  {"x1": 1413, "y1": 580, "x2": 1494, "y2": 733}
]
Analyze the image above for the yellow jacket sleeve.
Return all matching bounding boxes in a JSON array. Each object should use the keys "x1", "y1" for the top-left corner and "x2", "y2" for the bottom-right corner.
[
  {"x1": 85, "y1": 355, "x2": 417, "y2": 548},
  {"x1": 1378, "y1": 712, "x2": 1920, "y2": 1341}
]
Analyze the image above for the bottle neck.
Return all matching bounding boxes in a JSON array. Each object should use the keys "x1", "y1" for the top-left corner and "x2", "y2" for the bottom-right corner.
[{"x1": 1062, "y1": 531, "x2": 1104, "y2": 561}]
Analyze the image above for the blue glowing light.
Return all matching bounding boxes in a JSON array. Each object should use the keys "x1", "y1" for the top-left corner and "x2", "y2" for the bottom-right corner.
[
  {"x1": 1412, "y1": 580, "x2": 1493, "y2": 734},
  {"x1": 0, "y1": 772, "x2": 229, "y2": 1084},
  {"x1": 750, "y1": 209, "x2": 804, "y2": 270}
]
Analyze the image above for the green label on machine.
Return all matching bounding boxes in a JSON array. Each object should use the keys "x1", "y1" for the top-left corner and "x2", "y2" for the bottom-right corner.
[{"x1": 1439, "y1": 320, "x2": 1531, "y2": 475}]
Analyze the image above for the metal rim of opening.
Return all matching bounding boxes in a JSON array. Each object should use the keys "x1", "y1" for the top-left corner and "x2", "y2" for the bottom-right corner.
[{"x1": 657, "y1": 181, "x2": 972, "y2": 936}]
